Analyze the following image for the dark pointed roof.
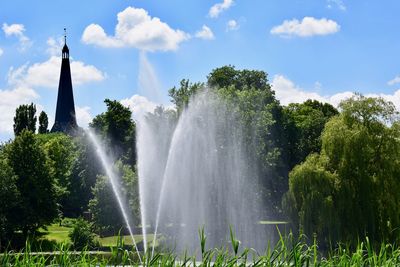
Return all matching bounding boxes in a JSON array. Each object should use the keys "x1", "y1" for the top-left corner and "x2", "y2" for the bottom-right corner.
[
  {"x1": 51, "y1": 29, "x2": 78, "y2": 134},
  {"x1": 62, "y1": 43, "x2": 69, "y2": 53}
]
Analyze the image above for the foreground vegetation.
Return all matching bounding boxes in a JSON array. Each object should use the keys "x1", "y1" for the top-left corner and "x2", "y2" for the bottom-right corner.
[{"x1": 2, "y1": 233, "x2": 400, "y2": 266}]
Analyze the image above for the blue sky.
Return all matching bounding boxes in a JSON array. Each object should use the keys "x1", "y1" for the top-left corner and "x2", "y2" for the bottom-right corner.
[{"x1": 1, "y1": 0, "x2": 400, "y2": 141}]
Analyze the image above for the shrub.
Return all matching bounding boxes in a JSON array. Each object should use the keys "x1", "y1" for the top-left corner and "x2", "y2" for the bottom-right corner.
[{"x1": 68, "y1": 218, "x2": 98, "y2": 250}]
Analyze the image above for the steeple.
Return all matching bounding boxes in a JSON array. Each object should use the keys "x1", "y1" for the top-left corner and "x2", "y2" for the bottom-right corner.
[
  {"x1": 62, "y1": 28, "x2": 69, "y2": 59},
  {"x1": 51, "y1": 28, "x2": 78, "y2": 133}
]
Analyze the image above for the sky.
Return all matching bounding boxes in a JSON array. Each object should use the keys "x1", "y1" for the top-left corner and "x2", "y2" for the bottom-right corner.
[{"x1": 1, "y1": 0, "x2": 400, "y2": 141}]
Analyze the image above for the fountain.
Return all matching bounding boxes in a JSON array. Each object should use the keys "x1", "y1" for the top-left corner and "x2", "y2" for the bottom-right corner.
[
  {"x1": 137, "y1": 90, "x2": 269, "y2": 255},
  {"x1": 87, "y1": 130, "x2": 142, "y2": 263}
]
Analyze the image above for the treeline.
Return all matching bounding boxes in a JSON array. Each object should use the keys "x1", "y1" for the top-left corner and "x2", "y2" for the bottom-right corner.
[
  {"x1": 1, "y1": 65, "x2": 399, "y2": 249},
  {"x1": 0, "y1": 100, "x2": 139, "y2": 248}
]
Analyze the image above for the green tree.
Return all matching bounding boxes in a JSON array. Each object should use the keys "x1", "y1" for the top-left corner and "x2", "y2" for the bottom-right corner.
[
  {"x1": 168, "y1": 79, "x2": 204, "y2": 114},
  {"x1": 208, "y1": 65, "x2": 270, "y2": 91},
  {"x1": 6, "y1": 130, "x2": 58, "y2": 237},
  {"x1": 89, "y1": 174, "x2": 123, "y2": 233},
  {"x1": 0, "y1": 151, "x2": 20, "y2": 247},
  {"x1": 89, "y1": 161, "x2": 139, "y2": 233},
  {"x1": 40, "y1": 134, "x2": 78, "y2": 216},
  {"x1": 90, "y1": 99, "x2": 136, "y2": 165},
  {"x1": 207, "y1": 66, "x2": 288, "y2": 214},
  {"x1": 283, "y1": 100, "x2": 338, "y2": 168},
  {"x1": 283, "y1": 154, "x2": 338, "y2": 245},
  {"x1": 13, "y1": 103, "x2": 37, "y2": 136},
  {"x1": 38, "y1": 111, "x2": 49, "y2": 134},
  {"x1": 62, "y1": 136, "x2": 100, "y2": 218},
  {"x1": 285, "y1": 94, "x2": 400, "y2": 245}
]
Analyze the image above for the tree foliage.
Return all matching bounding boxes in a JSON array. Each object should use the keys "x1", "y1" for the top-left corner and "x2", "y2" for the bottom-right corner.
[
  {"x1": 69, "y1": 218, "x2": 98, "y2": 250},
  {"x1": 168, "y1": 79, "x2": 204, "y2": 114},
  {"x1": 89, "y1": 161, "x2": 139, "y2": 233},
  {"x1": 285, "y1": 94, "x2": 400, "y2": 245},
  {"x1": 0, "y1": 152, "x2": 20, "y2": 245},
  {"x1": 39, "y1": 134, "x2": 78, "y2": 215},
  {"x1": 13, "y1": 103, "x2": 37, "y2": 136},
  {"x1": 207, "y1": 65, "x2": 269, "y2": 91},
  {"x1": 90, "y1": 99, "x2": 136, "y2": 165},
  {"x1": 208, "y1": 66, "x2": 288, "y2": 214},
  {"x1": 6, "y1": 130, "x2": 58, "y2": 236},
  {"x1": 38, "y1": 111, "x2": 49, "y2": 134},
  {"x1": 283, "y1": 100, "x2": 338, "y2": 168}
]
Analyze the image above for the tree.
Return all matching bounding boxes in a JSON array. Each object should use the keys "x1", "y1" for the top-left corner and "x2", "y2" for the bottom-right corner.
[
  {"x1": 40, "y1": 134, "x2": 78, "y2": 216},
  {"x1": 6, "y1": 130, "x2": 58, "y2": 236},
  {"x1": 0, "y1": 151, "x2": 20, "y2": 247},
  {"x1": 207, "y1": 65, "x2": 271, "y2": 90},
  {"x1": 283, "y1": 100, "x2": 338, "y2": 168},
  {"x1": 89, "y1": 161, "x2": 139, "y2": 234},
  {"x1": 90, "y1": 99, "x2": 136, "y2": 165},
  {"x1": 38, "y1": 111, "x2": 49, "y2": 134},
  {"x1": 207, "y1": 66, "x2": 288, "y2": 215},
  {"x1": 167, "y1": 66, "x2": 293, "y2": 215},
  {"x1": 168, "y1": 79, "x2": 204, "y2": 114},
  {"x1": 283, "y1": 154, "x2": 338, "y2": 245},
  {"x1": 207, "y1": 65, "x2": 270, "y2": 91},
  {"x1": 89, "y1": 174, "x2": 123, "y2": 234},
  {"x1": 13, "y1": 103, "x2": 37, "y2": 136},
  {"x1": 285, "y1": 94, "x2": 400, "y2": 245}
]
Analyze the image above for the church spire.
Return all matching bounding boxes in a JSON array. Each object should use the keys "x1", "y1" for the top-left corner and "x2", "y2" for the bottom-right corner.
[
  {"x1": 51, "y1": 28, "x2": 78, "y2": 133},
  {"x1": 62, "y1": 28, "x2": 69, "y2": 59}
]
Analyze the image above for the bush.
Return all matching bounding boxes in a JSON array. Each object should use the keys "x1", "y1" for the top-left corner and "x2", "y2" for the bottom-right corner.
[
  {"x1": 68, "y1": 218, "x2": 98, "y2": 250},
  {"x1": 61, "y1": 217, "x2": 77, "y2": 228}
]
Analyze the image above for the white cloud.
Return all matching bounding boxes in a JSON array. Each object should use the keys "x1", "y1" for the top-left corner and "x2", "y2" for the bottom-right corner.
[
  {"x1": 226, "y1": 20, "x2": 239, "y2": 31},
  {"x1": 195, "y1": 25, "x2": 215, "y2": 40},
  {"x1": 0, "y1": 86, "x2": 39, "y2": 134},
  {"x1": 388, "y1": 75, "x2": 400, "y2": 86},
  {"x1": 82, "y1": 6, "x2": 190, "y2": 52},
  {"x1": 273, "y1": 75, "x2": 400, "y2": 111},
  {"x1": 46, "y1": 37, "x2": 64, "y2": 56},
  {"x1": 327, "y1": 0, "x2": 346, "y2": 11},
  {"x1": 328, "y1": 91, "x2": 355, "y2": 107},
  {"x1": 273, "y1": 75, "x2": 327, "y2": 105},
  {"x1": 2, "y1": 23, "x2": 25, "y2": 37},
  {"x1": 0, "y1": 48, "x2": 3, "y2": 57},
  {"x1": 8, "y1": 56, "x2": 105, "y2": 88},
  {"x1": 75, "y1": 106, "x2": 92, "y2": 128},
  {"x1": 2, "y1": 23, "x2": 32, "y2": 51},
  {"x1": 82, "y1": 24, "x2": 123, "y2": 48},
  {"x1": 209, "y1": 0, "x2": 234, "y2": 18},
  {"x1": 271, "y1": 75, "x2": 353, "y2": 107},
  {"x1": 270, "y1": 17, "x2": 340, "y2": 37},
  {"x1": 121, "y1": 94, "x2": 158, "y2": 120}
]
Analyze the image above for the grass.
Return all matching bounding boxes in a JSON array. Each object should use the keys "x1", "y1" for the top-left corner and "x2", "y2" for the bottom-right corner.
[
  {"x1": 99, "y1": 234, "x2": 155, "y2": 247},
  {"x1": 39, "y1": 223, "x2": 156, "y2": 248},
  {"x1": 8, "y1": 221, "x2": 399, "y2": 265},
  {"x1": 39, "y1": 224, "x2": 71, "y2": 243},
  {"x1": 3, "y1": 232, "x2": 400, "y2": 266}
]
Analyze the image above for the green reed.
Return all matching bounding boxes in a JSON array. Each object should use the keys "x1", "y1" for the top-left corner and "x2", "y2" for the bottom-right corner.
[{"x1": 2, "y1": 229, "x2": 400, "y2": 266}]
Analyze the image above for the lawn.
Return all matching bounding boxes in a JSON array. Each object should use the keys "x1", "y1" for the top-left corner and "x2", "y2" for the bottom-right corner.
[
  {"x1": 39, "y1": 223, "x2": 156, "y2": 248},
  {"x1": 99, "y1": 234, "x2": 155, "y2": 247},
  {"x1": 39, "y1": 224, "x2": 72, "y2": 243}
]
